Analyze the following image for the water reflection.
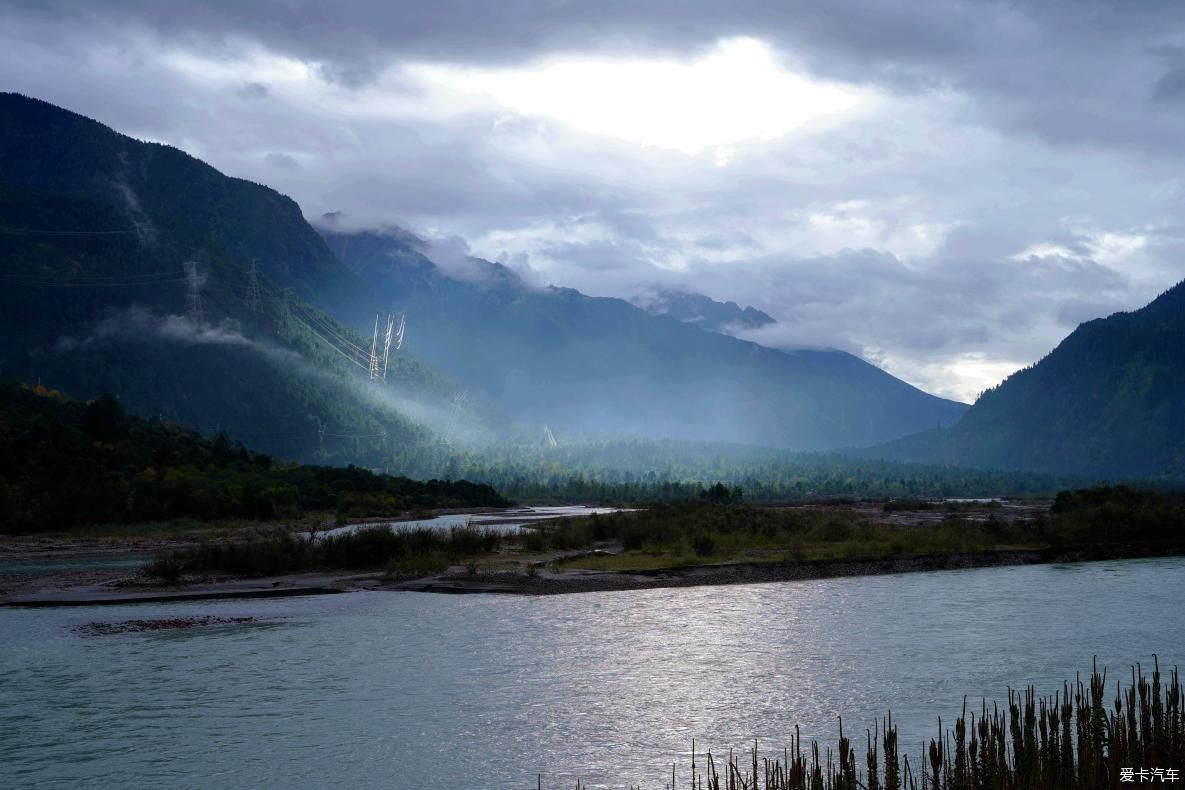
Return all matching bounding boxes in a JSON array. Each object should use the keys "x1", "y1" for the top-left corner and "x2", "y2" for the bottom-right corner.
[{"x1": 0, "y1": 557, "x2": 1182, "y2": 789}]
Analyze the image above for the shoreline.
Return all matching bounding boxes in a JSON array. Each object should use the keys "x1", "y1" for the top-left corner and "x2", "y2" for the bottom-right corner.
[
  {"x1": 3, "y1": 541, "x2": 1182, "y2": 607},
  {"x1": 389, "y1": 540, "x2": 1185, "y2": 596}
]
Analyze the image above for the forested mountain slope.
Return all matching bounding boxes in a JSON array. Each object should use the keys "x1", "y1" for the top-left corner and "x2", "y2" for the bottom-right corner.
[
  {"x1": 0, "y1": 94, "x2": 460, "y2": 465},
  {"x1": 864, "y1": 280, "x2": 1185, "y2": 478},
  {"x1": 0, "y1": 380, "x2": 506, "y2": 533}
]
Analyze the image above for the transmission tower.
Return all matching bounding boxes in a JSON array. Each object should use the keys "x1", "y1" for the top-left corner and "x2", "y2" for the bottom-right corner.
[
  {"x1": 381, "y1": 313, "x2": 395, "y2": 381},
  {"x1": 245, "y1": 259, "x2": 262, "y2": 314},
  {"x1": 442, "y1": 390, "x2": 468, "y2": 445},
  {"x1": 368, "y1": 314, "x2": 381, "y2": 381},
  {"x1": 394, "y1": 313, "x2": 406, "y2": 350},
  {"x1": 279, "y1": 288, "x2": 295, "y2": 340},
  {"x1": 183, "y1": 260, "x2": 204, "y2": 326},
  {"x1": 544, "y1": 425, "x2": 558, "y2": 449}
]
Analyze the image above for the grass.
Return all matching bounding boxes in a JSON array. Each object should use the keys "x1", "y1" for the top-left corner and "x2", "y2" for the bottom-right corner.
[
  {"x1": 545, "y1": 504, "x2": 1033, "y2": 571},
  {"x1": 143, "y1": 524, "x2": 505, "y2": 579},
  {"x1": 544, "y1": 492, "x2": 1185, "y2": 572},
  {"x1": 572, "y1": 658, "x2": 1183, "y2": 790},
  {"x1": 141, "y1": 486, "x2": 1185, "y2": 580}
]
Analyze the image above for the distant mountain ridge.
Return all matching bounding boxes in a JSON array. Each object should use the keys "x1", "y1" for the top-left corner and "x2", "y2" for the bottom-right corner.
[
  {"x1": 863, "y1": 280, "x2": 1185, "y2": 478},
  {"x1": 632, "y1": 289, "x2": 775, "y2": 334},
  {"x1": 318, "y1": 221, "x2": 968, "y2": 450}
]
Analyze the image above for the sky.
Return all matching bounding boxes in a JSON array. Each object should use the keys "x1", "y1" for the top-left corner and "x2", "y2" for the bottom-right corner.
[{"x1": 3, "y1": 0, "x2": 1185, "y2": 402}]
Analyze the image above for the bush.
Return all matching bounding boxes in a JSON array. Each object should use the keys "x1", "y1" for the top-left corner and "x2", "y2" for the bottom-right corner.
[
  {"x1": 691, "y1": 532, "x2": 717, "y2": 557},
  {"x1": 144, "y1": 553, "x2": 184, "y2": 583}
]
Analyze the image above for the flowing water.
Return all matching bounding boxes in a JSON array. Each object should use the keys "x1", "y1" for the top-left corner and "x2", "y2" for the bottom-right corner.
[
  {"x1": 1, "y1": 557, "x2": 1182, "y2": 789},
  {"x1": 317, "y1": 505, "x2": 630, "y2": 538}
]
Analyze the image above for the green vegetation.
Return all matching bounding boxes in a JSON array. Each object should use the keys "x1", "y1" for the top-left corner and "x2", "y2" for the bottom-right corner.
[
  {"x1": 870, "y1": 278, "x2": 1185, "y2": 479},
  {"x1": 612, "y1": 659, "x2": 1182, "y2": 790},
  {"x1": 0, "y1": 379, "x2": 507, "y2": 533},
  {"x1": 534, "y1": 485, "x2": 1185, "y2": 571},
  {"x1": 537, "y1": 502, "x2": 1001, "y2": 570},
  {"x1": 0, "y1": 93, "x2": 471, "y2": 467},
  {"x1": 139, "y1": 485, "x2": 1185, "y2": 578},
  {"x1": 145, "y1": 524, "x2": 504, "y2": 580},
  {"x1": 400, "y1": 437, "x2": 1096, "y2": 504}
]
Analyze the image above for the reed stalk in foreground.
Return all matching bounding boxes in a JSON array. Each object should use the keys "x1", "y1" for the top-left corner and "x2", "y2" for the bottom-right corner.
[{"x1": 557, "y1": 657, "x2": 1182, "y2": 790}]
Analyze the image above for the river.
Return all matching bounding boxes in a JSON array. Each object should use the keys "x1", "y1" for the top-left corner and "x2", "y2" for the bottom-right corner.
[{"x1": 1, "y1": 556, "x2": 1181, "y2": 788}]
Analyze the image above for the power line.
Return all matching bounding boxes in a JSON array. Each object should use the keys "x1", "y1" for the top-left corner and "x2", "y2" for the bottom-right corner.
[
  {"x1": 0, "y1": 227, "x2": 139, "y2": 236},
  {"x1": 292, "y1": 304, "x2": 371, "y2": 358},
  {"x1": 0, "y1": 273, "x2": 188, "y2": 288},
  {"x1": 292, "y1": 313, "x2": 370, "y2": 364},
  {"x1": 289, "y1": 315, "x2": 369, "y2": 370},
  {"x1": 0, "y1": 269, "x2": 185, "y2": 280}
]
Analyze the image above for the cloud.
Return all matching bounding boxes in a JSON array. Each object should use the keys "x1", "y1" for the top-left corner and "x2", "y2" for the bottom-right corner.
[
  {"x1": 237, "y1": 80, "x2": 269, "y2": 99},
  {"x1": 419, "y1": 235, "x2": 489, "y2": 283},
  {"x1": 263, "y1": 151, "x2": 301, "y2": 169},
  {"x1": 55, "y1": 306, "x2": 254, "y2": 351},
  {"x1": 4, "y1": 0, "x2": 1185, "y2": 403}
]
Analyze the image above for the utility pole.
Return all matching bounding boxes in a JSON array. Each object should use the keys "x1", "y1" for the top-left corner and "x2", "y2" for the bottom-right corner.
[
  {"x1": 183, "y1": 260, "x2": 204, "y2": 326},
  {"x1": 245, "y1": 259, "x2": 262, "y2": 314}
]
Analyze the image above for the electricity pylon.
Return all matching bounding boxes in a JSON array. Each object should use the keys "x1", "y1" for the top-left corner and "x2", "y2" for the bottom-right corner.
[
  {"x1": 442, "y1": 390, "x2": 468, "y2": 446},
  {"x1": 245, "y1": 259, "x2": 262, "y2": 314},
  {"x1": 183, "y1": 260, "x2": 204, "y2": 326},
  {"x1": 394, "y1": 313, "x2": 406, "y2": 350},
  {"x1": 381, "y1": 313, "x2": 395, "y2": 381},
  {"x1": 279, "y1": 288, "x2": 295, "y2": 340},
  {"x1": 368, "y1": 314, "x2": 381, "y2": 381}
]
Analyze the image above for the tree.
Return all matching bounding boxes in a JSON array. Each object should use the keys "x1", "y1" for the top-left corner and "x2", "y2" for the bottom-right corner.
[{"x1": 83, "y1": 394, "x2": 125, "y2": 443}]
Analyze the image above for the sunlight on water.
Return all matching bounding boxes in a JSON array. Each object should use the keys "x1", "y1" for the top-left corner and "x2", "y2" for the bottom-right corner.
[{"x1": 1, "y1": 557, "x2": 1182, "y2": 789}]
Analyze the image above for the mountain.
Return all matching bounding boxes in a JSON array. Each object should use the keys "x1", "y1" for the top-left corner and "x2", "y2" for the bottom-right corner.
[
  {"x1": 0, "y1": 92, "x2": 965, "y2": 459},
  {"x1": 632, "y1": 289, "x2": 775, "y2": 334},
  {"x1": 864, "y1": 280, "x2": 1185, "y2": 478},
  {"x1": 0, "y1": 93, "x2": 360, "y2": 313},
  {"x1": 0, "y1": 93, "x2": 458, "y2": 465},
  {"x1": 318, "y1": 222, "x2": 968, "y2": 450}
]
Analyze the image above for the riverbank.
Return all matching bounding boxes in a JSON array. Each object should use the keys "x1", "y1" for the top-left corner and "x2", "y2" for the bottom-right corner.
[
  {"x1": 5, "y1": 492, "x2": 1182, "y2": 606},
  {"x1": 4, "y1": 539, "x2": 1183, "y2": 606},
  {"x1": 392, "y1": 540, "x2": 1185, "y2": 595}
]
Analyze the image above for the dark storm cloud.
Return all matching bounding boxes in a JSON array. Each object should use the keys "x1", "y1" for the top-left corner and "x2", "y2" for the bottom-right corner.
[
  {"x1": 3, "y1": 0, "x2": 1185, "y2": 399},
  {"x1": 11, "y1": 1, "x2": 1185, "y2": 102}
]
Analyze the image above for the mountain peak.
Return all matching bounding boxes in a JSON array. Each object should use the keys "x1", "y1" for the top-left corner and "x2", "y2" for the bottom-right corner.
[{"x1": 632, "y1": 288, "x2": 775, "y2": 335}]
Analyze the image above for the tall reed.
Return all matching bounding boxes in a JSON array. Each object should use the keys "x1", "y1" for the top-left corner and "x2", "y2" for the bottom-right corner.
[{"x1": 563, "y1": 658, "x2": 1183, "y2": 790}]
